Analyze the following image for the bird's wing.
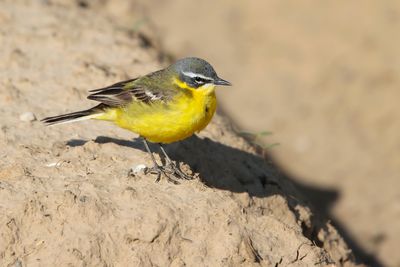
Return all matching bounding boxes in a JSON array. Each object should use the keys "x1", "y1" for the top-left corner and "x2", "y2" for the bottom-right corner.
[{"x1": 87, "y1": 77, "x2": 173, "y2": 107}]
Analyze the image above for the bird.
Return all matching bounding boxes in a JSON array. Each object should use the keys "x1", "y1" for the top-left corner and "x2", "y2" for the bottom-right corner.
[{"x1": 42, "y1": 57, "x2": 231, "y2": 182}]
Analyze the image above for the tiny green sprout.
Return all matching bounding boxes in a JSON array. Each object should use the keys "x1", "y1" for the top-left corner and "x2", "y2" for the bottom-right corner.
[
  {"x1": 239, "y1": 130, "x2": 280, "y2": 151},
  {"x1": 131, "y1": 18, "x2": 148, "y2": 32}
]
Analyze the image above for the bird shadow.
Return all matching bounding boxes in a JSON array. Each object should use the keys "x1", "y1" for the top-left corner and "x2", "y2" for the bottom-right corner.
[{"x1": 67, "y1": 135, "x2": 383, "y2": 267}]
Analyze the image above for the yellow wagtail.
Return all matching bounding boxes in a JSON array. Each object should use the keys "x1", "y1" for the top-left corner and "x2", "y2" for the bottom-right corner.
[{"x1": 42, "y1": 57, "x2": 231, "y2": 181}]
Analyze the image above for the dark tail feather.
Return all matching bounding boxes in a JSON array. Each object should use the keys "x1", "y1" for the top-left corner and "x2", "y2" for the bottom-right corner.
[{"x1": 41, "y1": 104, "x2": 106, "y2": 126}]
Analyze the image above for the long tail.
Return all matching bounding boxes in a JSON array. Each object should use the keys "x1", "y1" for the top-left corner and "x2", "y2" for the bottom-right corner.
[{"x1": 41, "y1": 104, "x2": 107, "y2": 126}]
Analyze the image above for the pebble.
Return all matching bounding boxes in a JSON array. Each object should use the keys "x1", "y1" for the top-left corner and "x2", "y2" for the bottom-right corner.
[
  {"x1": 129, "y1": 164, "x2": 148, "y2": 176},
  {"x1": 46, "y1": 162, "x2": 63, "y2": 168},
  {"x1": 19, "y1": 112, "x2": 36, "y2": 122}
]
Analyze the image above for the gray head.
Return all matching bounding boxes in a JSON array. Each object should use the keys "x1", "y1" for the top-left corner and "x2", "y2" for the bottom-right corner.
[{"x1": 170, "y1": 57, "x2": 231, "y2": 88}]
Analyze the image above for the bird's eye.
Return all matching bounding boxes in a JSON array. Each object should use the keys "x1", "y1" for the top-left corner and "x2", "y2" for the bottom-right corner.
[{"x1": 194, "y1": 77, "x2": 205, "y2": 84}]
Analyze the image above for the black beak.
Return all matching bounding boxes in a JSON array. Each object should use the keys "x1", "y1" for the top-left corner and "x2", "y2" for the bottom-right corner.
[{"x1": 214, "y1": 77, "x2": 232, "y2": 86}]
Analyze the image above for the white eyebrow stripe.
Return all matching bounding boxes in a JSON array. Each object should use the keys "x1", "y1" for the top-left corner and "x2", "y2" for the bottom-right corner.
[{"x1": 182, "y1": 71, "x2": 213, "y2": 81}]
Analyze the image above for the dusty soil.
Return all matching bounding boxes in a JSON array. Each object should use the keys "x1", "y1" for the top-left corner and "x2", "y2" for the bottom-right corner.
[
  {"x1": 119, "y1": 1, "x2": 400, "y2": 266},
  {"x1": 0, "y1": 1, "x2": 357, "y2": 266}
]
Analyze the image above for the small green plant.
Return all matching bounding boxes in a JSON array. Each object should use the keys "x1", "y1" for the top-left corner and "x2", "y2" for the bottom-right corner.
[
  {"x1": 131, "y1": 18, "x2": 149, "y2": 32},
  {"x1": 240, "y1": 131, "x2": 280, "y2": 150}
]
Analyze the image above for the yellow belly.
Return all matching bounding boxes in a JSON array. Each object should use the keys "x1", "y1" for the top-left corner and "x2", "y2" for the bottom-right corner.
[{"x1": 100, "y1": 88, "x2": 217, "y2": 144}]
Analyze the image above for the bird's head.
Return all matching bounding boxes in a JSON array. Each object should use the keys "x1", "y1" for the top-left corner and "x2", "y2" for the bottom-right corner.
[{"x1": 169, "y1": 57, "x2": 231, "y2": 90}]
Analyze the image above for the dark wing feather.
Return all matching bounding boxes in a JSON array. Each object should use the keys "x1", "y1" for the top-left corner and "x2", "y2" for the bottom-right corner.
[
  {"x1": 87, "y1": 77, "x2": 167, "y2": 107},
  {"x1": 89, "y1": 78, "x2": 137, "y2": 93}
]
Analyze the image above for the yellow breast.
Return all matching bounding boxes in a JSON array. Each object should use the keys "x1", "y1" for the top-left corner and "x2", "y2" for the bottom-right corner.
[{"x1": 108, "y1": 83, "x2": 217, "y2": 144}]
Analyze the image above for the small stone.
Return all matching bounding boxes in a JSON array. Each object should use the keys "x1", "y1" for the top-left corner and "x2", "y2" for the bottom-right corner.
[
  {"x1": 19, "y1": 112, "x2": 36, "y2": 122},
  {"x1": 45, "y1": 162, "x2": 63, "y2": 168},
  {"x1": 129, "y1": 164, "x2": 148, "y2": 176}
]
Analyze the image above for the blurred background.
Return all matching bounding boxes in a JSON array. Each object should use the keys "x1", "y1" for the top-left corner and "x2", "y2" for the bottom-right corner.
[{"x1": 80, "y1": 0, "x2": 400, "y2": 265}]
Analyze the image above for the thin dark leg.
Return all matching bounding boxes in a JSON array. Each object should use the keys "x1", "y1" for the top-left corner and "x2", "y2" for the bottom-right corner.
[
  {"x1": 158, "y1": 144, "x2": 173, "y2": 163},
  {"x1": 142, "y1": 138, "x2": 162, "y2": 182},
  {"x1": 143, "y1": 139, "x2": 158, "y2": 167},
  {"x1": 142, "y1": 138, "x2": 178, "y2": 183},
  {"x1": 159, "y1": 144, "x2": 193, "y2": 180}
]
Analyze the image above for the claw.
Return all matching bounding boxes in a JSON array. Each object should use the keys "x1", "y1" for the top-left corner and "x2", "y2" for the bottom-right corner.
[
  {"x1": 145, "y1": 164, "x2": 180, "y2": 184},
  {"x1": 164, "y1": 162, "x2": 193, "y2": 180},
  {"x1": 140, "y1": 138, "x2": 193, "y2": 183}
]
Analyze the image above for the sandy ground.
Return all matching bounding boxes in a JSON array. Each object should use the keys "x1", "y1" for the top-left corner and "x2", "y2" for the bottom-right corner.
[
  {"x1": 0, "y1": 1, "x2": 359, "y2": 266},
  {"x1": 106, "y1": 1, "x2": 400, "y2": 266}
]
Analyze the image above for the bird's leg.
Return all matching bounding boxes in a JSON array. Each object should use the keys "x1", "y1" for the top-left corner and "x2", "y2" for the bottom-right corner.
[
  {"x1": 142, "y1": 138, "x2": 178, "y2": 183},
  {"x1": 158, "y1": 144, "x2": 193, "y2": 180}
]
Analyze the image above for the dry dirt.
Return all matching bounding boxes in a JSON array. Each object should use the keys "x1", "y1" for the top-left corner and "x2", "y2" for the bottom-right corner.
[
  {"x1": 0, "y1": 1, "x2": 359, "y2": 266},
  {"x1": 108, "y1": 1, "x2": 399, "y2": 266}
]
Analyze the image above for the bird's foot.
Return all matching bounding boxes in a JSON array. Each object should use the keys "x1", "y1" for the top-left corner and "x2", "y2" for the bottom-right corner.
[
  {"x1": 164, "y1": 161, "x2": 193, "y2": 180},
  {"x1": 145, "y1": 164, "x2": 180, "y2": 184},
  {"x1": 143, "y1": 162, "x2": 193, "y2": 183}
]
